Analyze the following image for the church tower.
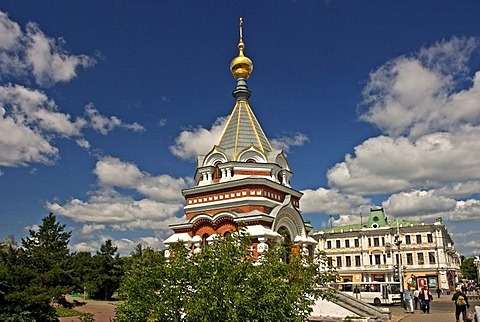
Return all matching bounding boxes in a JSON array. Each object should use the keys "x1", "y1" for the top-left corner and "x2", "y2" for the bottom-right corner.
[{"x1": 165, "y1": 19, "x2": 315, "y2": 256}]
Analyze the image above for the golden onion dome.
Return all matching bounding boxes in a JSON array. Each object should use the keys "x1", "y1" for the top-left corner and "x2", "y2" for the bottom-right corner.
[{"x1": 230, "y1": 18, "x2": 253, "y2": 80}]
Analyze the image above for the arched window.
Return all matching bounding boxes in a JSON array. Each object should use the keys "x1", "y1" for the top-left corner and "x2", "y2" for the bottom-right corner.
[
  {"x1": 213, "y1": 162, "x2": 222, "y2": 182},
  {"x1": 277, "y1": 172, "x2": 283, "y2": 184},
  {"x1": 246, "y1": 159, "x2": 256, "y2": 163}
]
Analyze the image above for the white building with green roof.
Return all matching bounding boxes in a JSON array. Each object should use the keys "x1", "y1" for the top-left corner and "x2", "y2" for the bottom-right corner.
[{"x1": 313, "y1": 208, "x2": 461, "y2": 291}]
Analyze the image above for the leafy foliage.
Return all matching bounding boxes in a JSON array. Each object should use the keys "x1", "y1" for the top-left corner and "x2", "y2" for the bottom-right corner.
[
  {"x1": 117, "y1": 231, "x2": 337, "y2": 322},
  {"x1": 0, "y1": 213, "x2": 73, "y2": 321},
  {"x1": 460, "y1": 256, "x2": 479, "y2": 281},
  {"x1": 88, "y1": 239, "x2": 123, "y2": 300}
]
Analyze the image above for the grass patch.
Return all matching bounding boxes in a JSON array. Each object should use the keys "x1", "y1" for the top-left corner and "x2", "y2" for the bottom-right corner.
[
  {"x1": 57, "y1": 307, "x2": 82, "y2": 317},
  {"x1": 56, "y1": 307, "x2": 94, "y2": 321}
]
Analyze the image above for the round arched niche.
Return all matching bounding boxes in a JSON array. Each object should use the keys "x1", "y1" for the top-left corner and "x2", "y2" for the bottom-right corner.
[
  {"x1": 203, "y1": 150, "x2": 227, "y2": 167},
  {"x1": 273, "y1": 210, "x2": 305, "y2": 240},
  {"x1": 237, "y1": 147, "x2": 266, "y2": 163}
]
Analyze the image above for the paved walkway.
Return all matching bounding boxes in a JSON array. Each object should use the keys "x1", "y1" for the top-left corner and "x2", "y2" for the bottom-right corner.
[
  {"x1": 391, "y1": 293, "x2": 479, "y2": 322},
  {"x1": 59, "y1": 296, "x2": 118, "y2": 322}
]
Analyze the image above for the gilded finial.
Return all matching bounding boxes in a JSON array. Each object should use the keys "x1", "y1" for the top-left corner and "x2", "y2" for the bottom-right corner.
[
  {"x1": 239, "y1": 17, "x2": 243, "y2": 41},
  {"x1": 230, "y1": 17, "x2": 253, "y2": 80}
]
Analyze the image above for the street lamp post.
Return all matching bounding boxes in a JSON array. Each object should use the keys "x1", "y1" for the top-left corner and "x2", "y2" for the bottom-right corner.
[{"x1": 394, "y1": 234, "x2": 404, "y2": 308}]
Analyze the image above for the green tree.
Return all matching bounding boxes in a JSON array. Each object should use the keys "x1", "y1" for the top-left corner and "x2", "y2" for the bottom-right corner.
[
  {"x1": 88, "y1": 239, "x2": 123, "y2": 300},
  {"x1": 70, "y1": 251, "x2": 95, "y2": 294},
  {"x1": 460, "y1": 257, "x2": 479, "y2": 281},
  {"x1": 116, "y1": 231, "x2": 337, "y2": 322},
  {"x1": 0, "y1": 213, "x2": 74, "y2": 321}
]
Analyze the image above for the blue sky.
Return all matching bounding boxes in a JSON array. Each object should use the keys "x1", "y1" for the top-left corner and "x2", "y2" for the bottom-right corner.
[{"x1": 0, "y1": 1, "x2": 479, "y2": 256}]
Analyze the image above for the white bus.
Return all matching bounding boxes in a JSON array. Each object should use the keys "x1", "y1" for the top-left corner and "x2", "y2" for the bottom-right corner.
[{"x1": 334, "y1": 282, "x2": 402, "y2": 306}]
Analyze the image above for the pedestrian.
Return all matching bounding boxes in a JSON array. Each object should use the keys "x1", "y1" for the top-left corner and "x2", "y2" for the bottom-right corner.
[
  {"x1": 436, "y1": 287, "x2": 442, "y2": 298},
  {"x1": 413, "y1": 288, "x2": 420, "y2": 310},
  {"x1": 403, "y1": 286, "x2": 414, "y2": 313},
  {"x1": 353, "y1": 285, "x2": 360, "y2": 299},
  {"x1": 452, "y1": 286, "x2": 470, "y2": 322},
  {"x1": 419, "y1": 287, "x2": 433, "y2": 313}
]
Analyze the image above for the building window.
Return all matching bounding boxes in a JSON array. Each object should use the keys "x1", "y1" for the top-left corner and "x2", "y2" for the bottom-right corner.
[
  {"x1": 327, "y1": 257, "x2": 333, "y2": 267},
  {"x1": 369, "y1": 255, "x2": 373, "y2": 265},
  {"x1": 428, "y1": 252, "x2": 436, "y2": 264},
  {"x1": 416, "y1": 234, "x2": 422, "y2": 244},
  {"x1": 405, "y1": 235, "x2": 411, "y2": 244},
  {"x1": 355, "y1": 255, "x2": 361, "y2": 267},
  {"x1": 382, "y1": 237, "x2": 385, "y2": 246},
  {"x1": 213, "y1": 162, "x2": 222, "y2": 180},
  {"x1": 345, "y1": 239, "x2": 350, "y2": 248},
  {"x1": 406, "y1": 253, "x2": 413, "y2": 265},
  {"x1": 373, "y1": 238, "x2": 380, "y2": 247},
  {"x1": 417, "y1": 252, "x2": 424, "y2": 265},
  {"x1": 336, "y1": 240, "x2": 341, "y2": 248},
  {"x1": 368, "y1": 238, "x2": 372, "y2": 247},
  {"x1": 375, "y1": 254, "x2": 381, "y2": 265},
  {"x1": 427, "y1": 234, "x2": 433, "y2": 243},
  {"x1": 354, "y1": 239, "x2": 359, "y2": 247},
  {"x1": 383, "y1": 254, "x2": 386, "y2": 263},
  {"x1": 327, "y1": 240, "x2": 332, "y2": 249},
  {"x1": 336, "y1": 256, "x2": 342, "y2": 268},
  {"x1": 346, "y1": 256, "x2": 351, "y2": 267}
]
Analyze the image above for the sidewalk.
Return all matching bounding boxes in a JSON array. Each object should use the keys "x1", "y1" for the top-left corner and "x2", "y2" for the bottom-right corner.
[{"x1": 392, "y1": 293, "x2": 479, "y2": 322}]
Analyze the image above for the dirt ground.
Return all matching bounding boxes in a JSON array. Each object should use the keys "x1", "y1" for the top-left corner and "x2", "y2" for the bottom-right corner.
[{"x1": 58, "y1": 295, "x2": 118, "y2": 322}]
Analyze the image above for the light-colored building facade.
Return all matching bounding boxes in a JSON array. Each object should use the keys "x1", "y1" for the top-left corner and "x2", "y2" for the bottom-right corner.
[{"x1": 313, "y1": 208, "x2": 461, "y2": 291}]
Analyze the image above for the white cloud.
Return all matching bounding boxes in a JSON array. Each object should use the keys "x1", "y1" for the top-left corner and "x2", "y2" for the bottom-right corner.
[
  {"x1": 0, "y1": 12, "x2": 21, "y2": 51},
  {"x1": 25, "y1": 22, "x2": 96, "y2": 87},
  {"x1": 170, "y1": 116, "x2": 227, "y2": 160},
  {"x1": 76, "y1": 138, "x2": 90, "y2": 150},
  {"x1": 382, "y1": 190, "x2": 456, "y2": 217},
  {"x1": 327, "y1": 127, "x2": 480, "y2": 195},
  {"x1": 94, "y1": 157, "x2": 145, "y2": 188},
  {"x1": 381, "y1": 190, "x2": 480, "y2": 224},
  {"x1": 70, "y1": 240, "x2": 100, "y2": 253},
  {"x1": 0, "y1": 11, "x2": 95, "y2": 86},
  {"x1": 0, "y1": 12, "x2": 25, "y2": 78},
  {"x1": 271, "y1": 132, "x2": 309, "y2": 152},
  {"x1": 432, "y1": 181, "x2": 480, "y2": 198},
  {"x1": 360, "y1": 37, "x2": 479, "y2": 138},
  {"x1": 24, "y1": 224, "x2": 40, "y2": 232},
  {"x1": 80, "y1": 223, "x2": 105, "y2": 235},
  {"x1": 0, "y1": 103, "x2": 59, "y2": 166},
  {"x1": 46, "y1": 188, "x2": 184, "y2": 231},
  {"x1": 0, "y1": 84, "x2": 85, "y2": 136},
  {"x1": 300, "y1": 187, "x2": 370, "y2": 215},
  {"x1": 93, "y1": 156, "x2": 189, "y2": 203},
  {"x1": 0, "y1": 13, "x2": 145, "y2": 168},
  {"x1": 84, "y1": 104, "x2": 145, "y2": 134},
  {"x1": 48, "y1": 157, "x2": 191, "y2": 232},
  {"x1": 69, "y1": 234, "x2": 164, "y2": 255}
]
